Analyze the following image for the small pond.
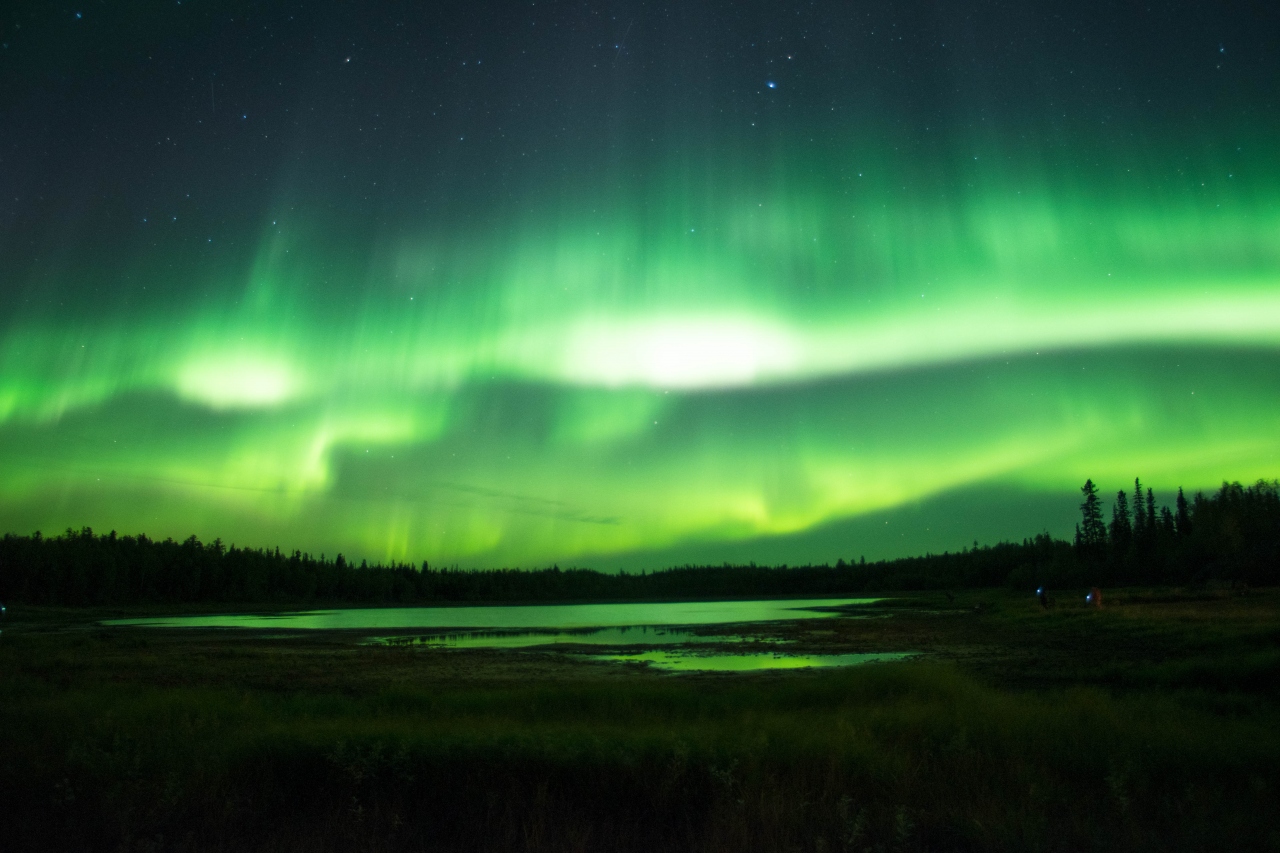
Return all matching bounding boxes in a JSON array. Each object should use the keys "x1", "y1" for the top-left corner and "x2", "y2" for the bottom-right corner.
[
  {"x1": 594, "y1": 650, "x2": 916, "y2": 672},
  {"x1": 105, "y1": 597, "x2": 877, "y2": 631},
  {"x1": 377, "y1": 625, "x2": 733, "y2": 650},
  {"x1": 104, "y1": 597, "x2": 912, "y2": 672}
]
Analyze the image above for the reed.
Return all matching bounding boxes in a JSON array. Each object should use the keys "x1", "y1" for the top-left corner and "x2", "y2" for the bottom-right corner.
[{"x1": 2, "y1": 591, "x2": 1277, "y2": 851}]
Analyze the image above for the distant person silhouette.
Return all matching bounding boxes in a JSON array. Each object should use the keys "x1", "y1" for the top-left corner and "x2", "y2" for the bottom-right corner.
[
  {"x1": 1037, "y1": 587, "x2": 1052, "y2": 609},
  {"x1": 1087, "y1": 588, "x2": 1103, "y2": 608}
]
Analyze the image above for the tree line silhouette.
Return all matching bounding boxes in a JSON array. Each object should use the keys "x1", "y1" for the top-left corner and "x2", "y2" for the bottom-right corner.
[
  {"x1": 0, "y1": 479, "x2": 1276, "y2": 606},
  {"x1": 1072, "y1": 477, "x2": 1279, "y2": 586}
]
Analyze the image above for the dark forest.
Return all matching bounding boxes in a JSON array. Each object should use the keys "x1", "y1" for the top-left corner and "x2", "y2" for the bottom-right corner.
[{"x1": 3, "y1": 480, "x2": 1276, "y2": 606}]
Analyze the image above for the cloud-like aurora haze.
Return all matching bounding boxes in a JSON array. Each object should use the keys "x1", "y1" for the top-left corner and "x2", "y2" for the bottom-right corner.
[{"x1": 2, "y1": 1, "x2": 1278, "y2": 567}]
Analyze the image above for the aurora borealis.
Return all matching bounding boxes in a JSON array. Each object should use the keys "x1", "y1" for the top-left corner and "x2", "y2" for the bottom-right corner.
[{"x1": 2, "y1": 1, "x2": 1278, "y2": 567}]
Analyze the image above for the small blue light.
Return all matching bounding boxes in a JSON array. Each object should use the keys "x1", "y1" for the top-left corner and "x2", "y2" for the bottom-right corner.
[{"x1": 766, "y1": 80, "x2": 777, "y2": 89}]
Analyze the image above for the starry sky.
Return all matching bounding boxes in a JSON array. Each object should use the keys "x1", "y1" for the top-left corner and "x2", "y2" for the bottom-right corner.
[{"x1": 2, "y1": 0, "x2": 1278, "y2": 568}]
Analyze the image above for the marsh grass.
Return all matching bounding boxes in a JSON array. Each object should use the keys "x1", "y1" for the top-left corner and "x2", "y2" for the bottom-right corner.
[{"x1": 2, "y1": 590, "x2": 1278, "y2": 851}]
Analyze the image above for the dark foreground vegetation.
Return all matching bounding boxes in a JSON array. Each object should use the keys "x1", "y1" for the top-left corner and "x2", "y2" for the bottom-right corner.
[
  {"x1": 3, "y1": 478, "x2": 1278, "y2": 851},
  {"x1": 2, "y1": 479, "x2": 1277, "y2": 605},
  {"x1": 2, "y1": 589, "x2": 1278, "y2": 852}
]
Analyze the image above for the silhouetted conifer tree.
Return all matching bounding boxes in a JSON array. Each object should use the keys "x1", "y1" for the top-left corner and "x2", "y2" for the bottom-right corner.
[
  {"x1": 2, "y1": 478, "x2": 1278, "y2": 603},
  {"x1": 1176, "y1": 487, "x2": 1191, "y2": 536},
  {"x1": 1077, "y1": 480, "x2": 1107, "y2": 551},
  {"x1": 1111, "y1": 490, "x2": 1132, "y2": 554},
  {"x1": 1132, "y1": 478, "x2": 1146, "y2": 543}
]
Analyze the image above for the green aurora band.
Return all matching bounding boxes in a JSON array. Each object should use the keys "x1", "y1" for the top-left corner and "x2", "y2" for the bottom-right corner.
[{"x1": 3, "y1": 133, "x2": 1279, "y2": 566}]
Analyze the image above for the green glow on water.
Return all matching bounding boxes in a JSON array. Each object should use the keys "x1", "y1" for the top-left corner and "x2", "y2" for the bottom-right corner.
[
  {"x1": 593, "y1": 651, "x2": 916, "y2": 672},
  {"x1": 104, "y1": 598, "x2": 905, "y2": 671},
  {"x1": 376, "y1": 626, "x2": 729, "y2": 650},
  {"x1": 104, "y1": 598, "x2": 878, "y2": 630}
]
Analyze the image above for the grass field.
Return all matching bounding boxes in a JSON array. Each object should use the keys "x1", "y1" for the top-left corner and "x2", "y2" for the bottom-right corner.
[{"x1": 2, "y1": 588, "x2": 1278, "y2": 852}]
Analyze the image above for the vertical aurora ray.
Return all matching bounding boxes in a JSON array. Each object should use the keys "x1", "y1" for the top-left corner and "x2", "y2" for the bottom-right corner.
[{"x1": 1, "y1": 1, "x2": 1277, "y2": 565}]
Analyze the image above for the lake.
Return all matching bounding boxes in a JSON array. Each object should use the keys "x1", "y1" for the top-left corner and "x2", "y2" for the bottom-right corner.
[
  {"x1": 104, "y1": 597, "x2": 912, "y2": 671},
  {"x1": 104, "y1": 597, "x2": 879, "y2": 631}
]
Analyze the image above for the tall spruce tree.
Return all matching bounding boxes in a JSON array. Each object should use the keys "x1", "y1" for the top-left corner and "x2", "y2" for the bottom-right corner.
[
  {"x1": 1111, "y1": 489, "x2": 1133, "y2": 552},
  {"x1": 1175, "y1": 487, "x2": 1191, "y2": 536},
  {"x1": 1078, "y1": 479, "x2": 1107, "y2": 549},
  {"x1": 1132, "y1": 478, "x2": 1146, "y2": 542}
]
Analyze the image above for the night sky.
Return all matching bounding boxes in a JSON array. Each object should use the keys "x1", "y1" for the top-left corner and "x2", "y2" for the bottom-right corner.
[{"x1": 2, "y1": 1, "x2": 1278, "y2": 568}]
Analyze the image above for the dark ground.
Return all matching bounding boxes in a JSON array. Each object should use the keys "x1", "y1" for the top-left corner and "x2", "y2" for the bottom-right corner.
[{"x1": 2, "y1": 587, "x2": 1278, "y2": 852}]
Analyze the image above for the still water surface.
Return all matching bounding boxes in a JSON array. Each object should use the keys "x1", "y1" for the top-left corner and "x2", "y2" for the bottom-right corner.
[
  {"x1": 105, "y1": 598, "x2": 877, "y2": 631},
  {"x1": 105, "y1": 598, "x2": 909, "y2": 672},
  {"x1": 380, "y1": 625, "x2": 732, "y2": 649},
  {"x1": 595, "y1": 650, "x2": 916, "y2": 672}
]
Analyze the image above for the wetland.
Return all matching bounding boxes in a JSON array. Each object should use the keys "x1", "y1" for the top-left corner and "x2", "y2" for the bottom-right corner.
[{"x1": 3, "y1": 587, "x2": 1279, "y2": 851}]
